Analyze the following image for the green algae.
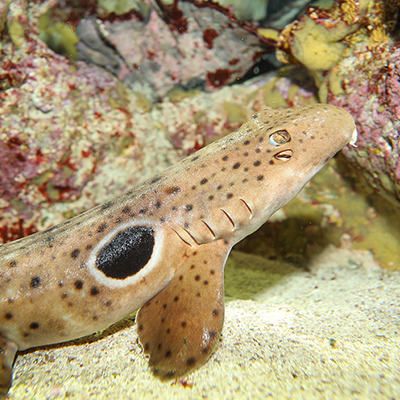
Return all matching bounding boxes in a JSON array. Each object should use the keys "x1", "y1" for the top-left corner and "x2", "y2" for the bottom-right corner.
[
  {"x1": 38, "y1": 14, "x2": 79, "y2": 61},
  {"x1": 166, "y1": 87, "x2": 202, "y2": 103},
  {"x1": 223, "y1": 102, "x2": 248, "y2": 124},
  {"x1": 225, "y1": 251, "x2": 298, "y2": 301}
]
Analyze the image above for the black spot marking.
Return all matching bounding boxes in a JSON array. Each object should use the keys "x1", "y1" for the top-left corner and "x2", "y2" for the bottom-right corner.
[
  {"x1": 190, "y1": 265, "x2": 195, "y2": 269},
  {"x1": 96, "y1": 226, "x2": 154, "y2": 280},
  {"x1": 30, "y1": 322, "x2": 39, "y2": 330},
  {"x1": 165, "y1": 350, "x2": 172, "y2": 358},
  {"x1": 105, "y1": 300, "x2": 112, "y2": 307},
  {"x1": 166, "y1": 328, "x2": 171, "y2": 334},
  {"x1": 101, "y1": 202, "x2": 113, "y2": 210},
  {"x1": 185, "y1": 204, "x2": 193, "y2": 212},
  {"x1": 187, "y1": 357, "x2": 196, "y2": 365},
  {"x1": 209, "y1": 330, "x2": 217, "y2": 339},
  {"x1": 10, "y1": 260, "x2": 17, "y2": 267},
  {"x1": 71, "y1": 249, "x2": 80, "y2": 259},
  {"x1": 243, "y1": 152, "x2": 249, "y2": 156},
  {"x1": 5, "y1": 313, "x2": 12, "y2": 319},
  {"x1": 191, "y1": 156, "x2": 199, "y2": 162},
  {"x1": 155, "y1": 201, "x2": 161, "y2": 209},
  {"x1": 243, "y1": 140, "x2": 250, "y2": 145},
  {"x1": 97, "y1": 223, "x2": 107, "y2": 233},
  {"x1": 165, "y1": 186, "x2": 181, "y2": 195},
  {"x1": 257, "y1": 175, "x2": 264, "y2": 181},
  {"x1": 174, "y1": 296, "x2": 179, "y2": 302},
  {"x1": 212, "y1": 309, "x2": 219, "y2": 316},
  {"x1": 227, "y1": 193, "x2": 233, "y2": 199},
  {"x1": 209, "y1": 195, "x2": 214, "y2": 200},
  {"x1": 269, "y1": 160, "x2": 274, "y2": 165},
  {"x1": 144, "y1": 343, "x2": 150, "y2": 351},
  {"x1": 210, "y1": 269, "x2": 215, "y2": 274},
  {"x1": 222, "y1": 155, "x2": 228, "y2": 161},
  {"x1": 179, "y1": 275, "x2": 183, "y2": 280},
  {"x1": 181, "y1": 321, "x2": 187, "y2": 327},
  {"x1": 200, "y1": 178, "x2": 208, "y2": 185},
  {"x1": 30, "y1": 276, "x2": 41, "y2": 288},
  {"x1": 204, "y1": 280, "x2": 209, "y2": 285},
  {"x1": 255, "y1": 148, "x2": 261, "y2": 153},
  {"x1": 158, "y1": 343, "x2": 162, "y2": 349},
  {"x1": 74, "y1": 280, "x2": 83, "y2": 290},
  {"x1": 139, "y1": 208, "x2": 147, "y2": 214},
  {"x1": 151, "y1": 176, "x2": 162, "y2": 184},
  {"x1": 244, "y1": 167, "x2": 249, "y2": 172},
  {"x1": 61, "y1": 293, "x2": 67, "y2": 299},
  {"x1": 122, "y1": 206, "x2": 131, "y2": 214},
  {"x1": 254, "y1": 161, "x2": 261, "y2": 166},
  {"x1": 86, "y1": 244, "x2": 93, "y2": 250},
  {"x1": 90, "y1": 286, "x2": 100, "y2": 296},
  {"x1": 233, "y1": 162, "x2": 241, "y2": 169},
  {"x1": 195, "y1": 275, "x2": 200, "y2": 281}
]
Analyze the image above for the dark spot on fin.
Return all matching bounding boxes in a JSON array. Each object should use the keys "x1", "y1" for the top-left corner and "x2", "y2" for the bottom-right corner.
[
  {"x1": 96, "y1": 226, "x2": 154, "y2": 279},
  {"x1": 0, "y1": 337, "x2": 18, "y2": 398},
  {"x1": 136, "y1": 240, "x2": 230, "y2": 380}
]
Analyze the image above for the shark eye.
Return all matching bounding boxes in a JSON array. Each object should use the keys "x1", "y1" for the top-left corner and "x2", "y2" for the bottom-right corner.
[
  {"x1": 269, "y1": 130, "x2": 291, "y2": 146},
  {"x1": 273, "y1": 150, "x2": 293, "y2": 163}
]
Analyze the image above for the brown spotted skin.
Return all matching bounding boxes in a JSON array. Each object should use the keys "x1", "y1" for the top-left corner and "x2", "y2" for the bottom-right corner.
[{"x1": 0, "y1": 104, "x2": 356, "y2": 395}]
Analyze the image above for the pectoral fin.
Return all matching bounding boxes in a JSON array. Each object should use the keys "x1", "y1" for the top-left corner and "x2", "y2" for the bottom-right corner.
[
  {"x1": 0, "y1": 337, "x2": 18, "y2": 399},
  {"x1": 136, "y1": 239, "x2": 231, "y2": 380}
]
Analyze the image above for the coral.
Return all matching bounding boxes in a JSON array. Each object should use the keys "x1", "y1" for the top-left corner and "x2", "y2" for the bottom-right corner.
[
  {"x1": 74, "y1": 0, "x2": 270, "y2": 101},
  {"x1": 274, "y1": 0, "x2": 400, "y2": 205}
]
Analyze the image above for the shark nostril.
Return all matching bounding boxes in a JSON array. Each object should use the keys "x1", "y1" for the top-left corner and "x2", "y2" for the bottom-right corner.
[
  {"x1": 273, "y1": 150, "x2": 293, "y2": 162},
  {"x1": 269, "y1": 130, "x2": 291, "y2": 146}
]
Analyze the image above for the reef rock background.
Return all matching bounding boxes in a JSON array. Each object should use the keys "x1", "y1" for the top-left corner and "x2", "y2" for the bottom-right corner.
[{"x1": 0, "y1": 0, "x2": 399, "y2": 271}]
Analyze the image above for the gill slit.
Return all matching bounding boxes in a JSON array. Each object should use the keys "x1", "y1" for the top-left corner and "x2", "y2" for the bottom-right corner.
[
  {"x1": 183, "y1": 228, "x2": 201, "y2": 246},
  {"x1": 172, "y1": 228, "x2": 192, "y2": 247},
  {"x1": 220, "y1": 209, "x2": 235, "y2": 230},
  {"x1": 201, "y1": 220, "x2": 216, "y2": 238},
  {"x1": 240, "y1": 198, "x2": 253, "y2": 218}
]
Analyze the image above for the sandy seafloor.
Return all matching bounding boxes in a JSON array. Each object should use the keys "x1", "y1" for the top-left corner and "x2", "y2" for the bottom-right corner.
[{"x1": 8, "y1": 245, "x2": 400, "y2": 400}]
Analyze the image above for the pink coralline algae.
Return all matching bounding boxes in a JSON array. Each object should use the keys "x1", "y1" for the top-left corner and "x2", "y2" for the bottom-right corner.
[
  {"x1": 0, "y1": 1, "x2": 280, "y2": 244},
  {"x1": 75, "y1": 0, "x2": 271, "y2": 101},
  {"x1": 332, "y1": 43, "x2": 400, "y2": 204},
  {"x1": 274, "y1": 0, "x2": 400, "y2": 205}
]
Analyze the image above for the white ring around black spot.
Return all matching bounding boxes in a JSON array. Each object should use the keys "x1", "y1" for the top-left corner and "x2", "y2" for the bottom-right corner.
[{"x1": 87, "y1": 220, "x2": 165, "y2": 288}]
